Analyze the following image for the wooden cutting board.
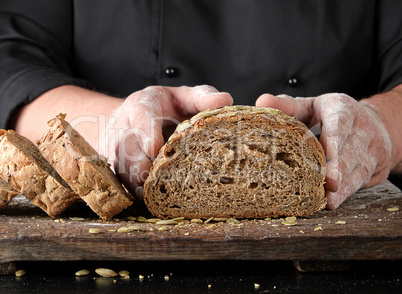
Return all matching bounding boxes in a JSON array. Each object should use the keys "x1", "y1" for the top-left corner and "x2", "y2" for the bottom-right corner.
[{"x1": 1, "y1": 181, "x2": 401, "y2": 270}]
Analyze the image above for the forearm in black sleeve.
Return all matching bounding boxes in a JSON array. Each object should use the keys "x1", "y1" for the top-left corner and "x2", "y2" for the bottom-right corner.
[
  {"x1": 0, "y1": 0, "x2": 91, "y2": 129},
  {"x1": 376, "y1": 0, "x2": 402, "y2": 93}
]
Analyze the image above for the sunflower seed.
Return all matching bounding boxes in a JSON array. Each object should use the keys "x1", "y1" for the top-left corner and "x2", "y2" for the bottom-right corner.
[
  {"x1": 158, "y1": 226, "x2": 170, "y2": 231},
  {"x1": 117, "y1": 227, "x2": 131, "y2": 233},
  {"x1": 226, "y1": 218, "x2": 240, "y2": 224},
  {"x1": 15, "y1": 269, "x2": 26, "y2": 277},
  {"x1": 335, "y1": 221, "x2": 346, "y2": 225},
  {"x1": 128, "y1": 225, "x2": 145, "y2": 231},
  {"x1": 69, "y1": 217, "x2": 86, "y2": 221},
  {"x1": 146, "y1": 218, "x2": 161, "y2": 223},
  {"x1": 89, "y1": 228, "x2": 101, "y2": 234},
  {"x1": 156, "y1": 219, "x2": 178, "y2": 225},
  {"x1": 75, "y1": 269, "x2": 90, "y2": 276},
  {"x1": 136, "y1": 216, "x2": 147, "y2": 222},
  {"x1": 191, "y1": 219, "x2": 203, "y2": 224},
  {"x1": 170, "y1": 217, "x2": 185, "y2": 221},
  {"x1": 95, "y1": 268, "x2": 118, "y2": 277},
  {"x1": 146, "y1": 218, "x2": 161, "y2": 224},
  {"x1": 204, "y1": 217, "x2": 214, "y2": 224},
  {"x1": 119, "y1": 270, "x2": 130, "y2": 277},
  {"x1": 212, "y1": 217, "x2": 227, "y2": 222}
]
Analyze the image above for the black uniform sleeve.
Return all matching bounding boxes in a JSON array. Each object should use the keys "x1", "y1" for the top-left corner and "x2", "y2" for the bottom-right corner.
[
  {"x1": 0, "y1": 0, "x2": 91, "y2": 129},
  {"x1": 376, "y1": 0, "x2": 402, "y2": 93}
]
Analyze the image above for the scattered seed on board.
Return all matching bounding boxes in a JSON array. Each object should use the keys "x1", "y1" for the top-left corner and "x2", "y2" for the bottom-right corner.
[
  {"x1": 126, "y1": 216, "x2": 137, "y2": 221},
  {"x1": 139, "y1": 275, "x2": 145, "y2": 281},
  {"x1": 282, "y1": 220, "x2": 297, "y2": 226},
  {"x1": 128, "y1": 225, "x2": 145, "y2": 231},
  {"x1": 95, "y1": 268, "x2": 118, "y2": 277},
  {"x1": 191, "y1": 218, "x2": 203, "y2": 224},
  {"x1": 335, "y1": 221, "x2": 346, "y2": 225},
  {"x1": 156, "y1": 219, "x2": 178, "y2": 225},
  {"x1": 89, "y1": 228, "x2": 101, "y2": 234},
  {"x1": 136, "y1": 216, "x2": 147, "y2": 223},
  {"x1": 69, "y1": 217, "x2": 86, "y2": 221},
  {"x1": 158, "y1": 226, "x2": 170, "y2": 231},
  {"x1": 146, "y1": 218, "x2": 161, "y2": 223},
  {"x1": 314, "y1": 226, "x2": 323, "y2": 231},
  {"x1": 118, "y1": 227, "x2": 131, "y2": 233},
  {"x1": 119, "y1": 270, "x2": 130, "y2": 278},
  {"x1": 254, "y1": 283, "x2": 260, "y2": 289},
  {"x1": 15, "y1": 269, "x2": 26, "y2": 277},
  {"x1": 75, "y1": 269, "x2": 90, "y2": 276},
  {"x1": 387, "y1": 207, "x2": 399, "y2": 212},
  {"x1": 212, "y1": 217, "x2": 227, "y2": 222},
  {"x1": 170, "y1": 217, "x2": 185, "y2": 222},
  {"x1": 204, "y1": 217, "x2": 214, "y2": 224},
  {"x1": 164, "y1": 275, "x2": 170, "y2": 281},
  {"x1": 226, "y1": 218, "x2": 240, "y2": 224}
]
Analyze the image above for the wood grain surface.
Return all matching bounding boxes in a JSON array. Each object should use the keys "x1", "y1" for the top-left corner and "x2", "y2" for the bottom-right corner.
[{"x1": 1, "y1": 181, "x2": 401, "y2": 265}]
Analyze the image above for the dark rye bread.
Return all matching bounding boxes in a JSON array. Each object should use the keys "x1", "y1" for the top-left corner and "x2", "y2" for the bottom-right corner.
[
  {"x1": 144, "y1": 106, "x2": 326, "y2": 219},
  {"x1": 0, "y1": 177, "x2": 18, "y2": 209},
  {"x1": 37, "y1": 114, "x2": 133, "y2": 221},
  {"x1": 0, "y1": 129, "x2": 79, "y2": 217}
]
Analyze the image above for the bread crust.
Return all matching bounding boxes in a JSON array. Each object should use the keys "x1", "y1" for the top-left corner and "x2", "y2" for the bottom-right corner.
[
  {"x1": 144, "y1": 106, "x2": 327, "y2": 219},
  {"x1": 0, "y1": 177, "x2": 18, "y2": 209},
  {"x1": 37, "y1": 115, "x2": 133, "y2": 220},
  {"x1": 0, "y1": 130, "x2": 79, "y2": 217}
]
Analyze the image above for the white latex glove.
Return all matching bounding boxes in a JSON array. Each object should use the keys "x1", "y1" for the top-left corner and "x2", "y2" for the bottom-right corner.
[
  {"x1": 100, "y1": 85, "x2": 233, "y2": 200},
  {"x1": 256, "y1": 93, "x2": 392, "y2": 209}
]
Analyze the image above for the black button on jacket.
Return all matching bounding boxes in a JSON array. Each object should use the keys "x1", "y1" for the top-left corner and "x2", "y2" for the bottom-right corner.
[{"x1": 0, "y1": 0, "x2": 402, "y2": 128}]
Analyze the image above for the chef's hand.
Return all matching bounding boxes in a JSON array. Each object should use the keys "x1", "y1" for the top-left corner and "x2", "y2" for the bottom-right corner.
[
  {"x1": 256, "y1": 93, "x2": 393, "y2": 209},
  {"x1": 101, "y1": 85, "x2": 233, "y2": 200}
]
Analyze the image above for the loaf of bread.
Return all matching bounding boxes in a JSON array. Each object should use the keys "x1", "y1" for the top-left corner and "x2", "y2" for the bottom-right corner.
[
  {"x1": 0, "y1": 177, "x2": 18, "y2": 209},
  {"x1": 144, "y1": 106, "x2": 327, "y2": 219},
  {"x1": 37, "y1": 114, "x2": 133, "y2": 220},
  {"x1": 0, "y1": 129, "x2": 79, "y2": 217}
]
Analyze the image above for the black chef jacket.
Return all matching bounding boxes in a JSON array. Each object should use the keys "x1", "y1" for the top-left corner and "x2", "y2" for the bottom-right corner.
[{"x1": 1, "y1": 0, "x2": 402, "y2": 129}]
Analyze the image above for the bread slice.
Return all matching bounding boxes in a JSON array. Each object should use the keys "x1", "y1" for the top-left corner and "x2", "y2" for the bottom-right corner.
[
  {"x1": 0, "y1": 177, "x2": 18, "y2": 209},
  {"x1": 37, "y1": 114, "x2": 133, "y2": 221},
  {"x1": 144, "y1": 105, "x2": 326, "y2": 219},
  {"x1": 0, "y1": 129, "x2": 79, "y2": 217}
]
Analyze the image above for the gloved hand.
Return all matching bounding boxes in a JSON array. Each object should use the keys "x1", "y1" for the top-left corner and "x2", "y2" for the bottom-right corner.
[
  {"x1": 256, "y1": 93, "x2": 392, "y2": 209},
  {"x1": 100, "y1": 85, "x2": 233, "y2": 200}
]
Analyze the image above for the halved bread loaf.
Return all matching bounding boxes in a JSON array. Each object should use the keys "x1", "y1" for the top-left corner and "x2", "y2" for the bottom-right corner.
[
  {"x1": 0, "y1": 129, "x2": 79, "y2": 217},
  {"x1": 144, "y1": 105, "x2": 326, "y2": 219},
  {"x1": 37, "y1": 114, "x2": 133, "y2": 221},
  {"x1": 0, "y1": 177, "x2": 18, "y2": 209}
]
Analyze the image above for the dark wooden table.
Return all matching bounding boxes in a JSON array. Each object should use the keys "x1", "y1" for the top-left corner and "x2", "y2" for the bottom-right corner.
[
  {"x1": 1, "y1": 180, "x2": 401, "y2": 274},
  {"x1": 1, "y1": 181, "x2": 401, "y2": 293}
]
